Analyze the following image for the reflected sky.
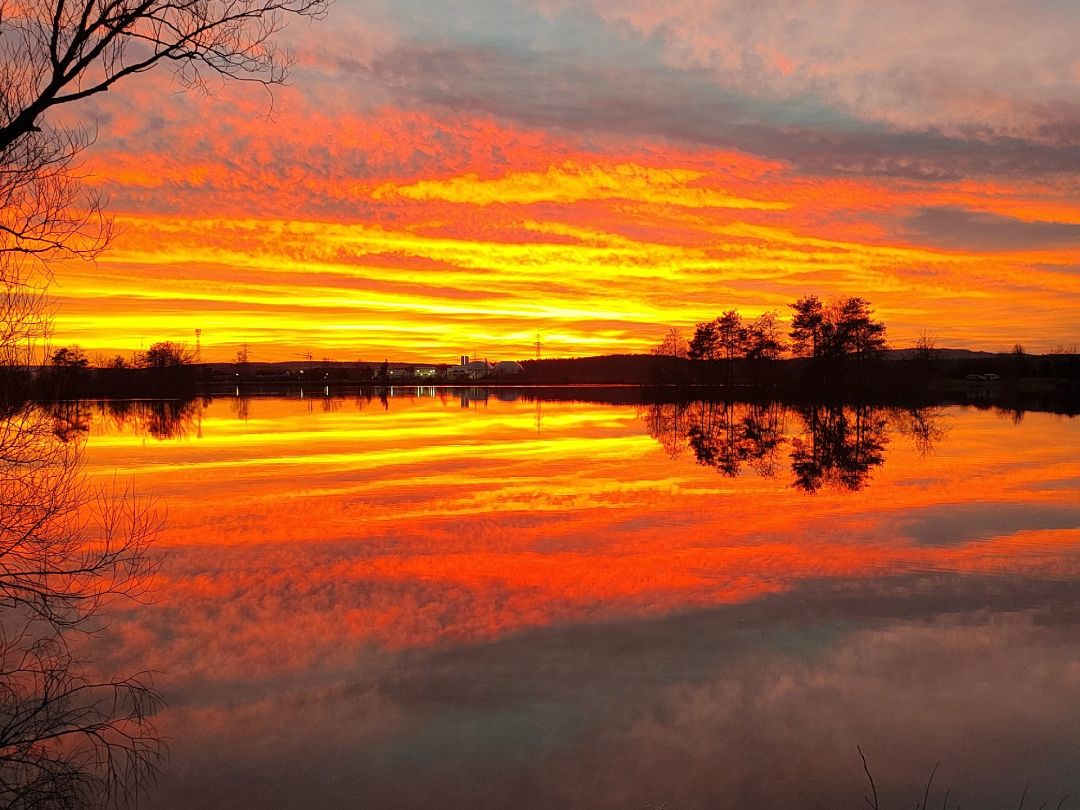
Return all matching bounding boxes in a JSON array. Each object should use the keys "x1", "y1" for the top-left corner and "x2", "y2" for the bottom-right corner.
[{"x1": 80, "y1": 395, "x2": 1080, "y2": 808}]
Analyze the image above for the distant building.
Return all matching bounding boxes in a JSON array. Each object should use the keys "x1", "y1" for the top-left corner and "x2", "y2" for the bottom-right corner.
[
  {"x1": 493, "y1": 360, "x2": 523, "y2": 377},
  {"x1": 414, "y1": 366, "x2": 437, "y2": 379},
  {"x1": 466, "y1": 360, "x2": 493, "y2": 380}
]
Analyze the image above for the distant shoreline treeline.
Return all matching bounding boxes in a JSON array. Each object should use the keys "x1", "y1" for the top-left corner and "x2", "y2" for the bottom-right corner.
[
  {"x1": 3, "y1": 292, "x2": 1078, "y2": 404},
  {"x1": 3, "y1": 348, "x2": 1078, "y2": 409}
]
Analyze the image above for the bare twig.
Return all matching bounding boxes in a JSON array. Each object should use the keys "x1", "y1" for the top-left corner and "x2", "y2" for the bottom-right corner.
[
  {"x1": 858, "y1": 746, "x2": 879, "y2": 810},
  {"x1": 919, "y1": 762, "x2": 939, "y2": 810}
]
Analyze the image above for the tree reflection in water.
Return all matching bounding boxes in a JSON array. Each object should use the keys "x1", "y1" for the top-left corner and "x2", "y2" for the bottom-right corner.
[
  {"x1": 0, "y1": 402, "x2": 165, "y2": 807},
  {"x1": 789, "y1": 403, "x2": 889, "y2": 493},
  {"x1": 686, "y1": 400, "x2": 787, "y2": 478},
  {"x1": 641, "y1": 399, "x2": 945, "y2": 492},
  {"x1": 639, "y1": 401, "x2": 692, "y2": 460},
  {"x1": 93, "y1": 399, "x2": 204, "y2": 441},
  {"x1": 890, "y1": 405, "x2": 949, "y2": 459}
]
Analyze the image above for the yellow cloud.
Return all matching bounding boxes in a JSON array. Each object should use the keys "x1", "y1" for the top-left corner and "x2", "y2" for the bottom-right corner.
[{"x1": 374, "y1": 162, "x2": 790, "y2": 211}]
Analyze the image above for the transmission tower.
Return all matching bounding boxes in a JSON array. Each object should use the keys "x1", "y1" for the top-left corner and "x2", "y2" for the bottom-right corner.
[
  {"x1": 194, "y1": 328, "x2": 202, "y2": 361},
  {"x1": 534, "y1": 330, "x2": 543, "y2": 360}
]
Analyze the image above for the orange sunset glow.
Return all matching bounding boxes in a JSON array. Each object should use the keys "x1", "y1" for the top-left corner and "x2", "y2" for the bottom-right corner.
[
  {"x1": 5, "y1": 2, "x2": 1080, "y2": 808},
  {"x1": 79, "y1": 397, "x2": 1080, "y2": 657},
  {"x1": 44, "y1": 0, "x2": 1080, "y2": 361},
  {"x1": 63, "y1": 394, "x2": 1080, "y2": 810}
]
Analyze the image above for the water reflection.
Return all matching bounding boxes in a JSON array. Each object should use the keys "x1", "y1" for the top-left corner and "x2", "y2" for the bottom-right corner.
[
  {"x1": 892, "y1": 405, "x2": 949, "y2": 458},
  {"x1": 0, "y1": 402, "x2": 164, "y2": 806},
  {"x1": 657, "y1": 400, "x2": 788, "y2": 477},
  {"x1": 39, "y1": 398, "x2": 208, "y2": 442},
  {"x1": 95, "y1": 399, "x2": 205, "y2": 440},
  {"x1": 789, "y1": 402, "x2": 890, "y2": 492},
  {"x1": 639, "y1": 400, "x2": 946, "y2": 492},
  {"x1": 74, "y1": 394, "x2": 1080, "y2": 809}
]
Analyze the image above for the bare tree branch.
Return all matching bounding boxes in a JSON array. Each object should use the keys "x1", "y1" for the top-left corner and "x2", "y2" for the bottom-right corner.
[
  {"x1": 0, "y1": 0, "x2": 331, "y2": 802},
  {"x1": 0, "y1": 0, "x2": 331, "y2": 151}
]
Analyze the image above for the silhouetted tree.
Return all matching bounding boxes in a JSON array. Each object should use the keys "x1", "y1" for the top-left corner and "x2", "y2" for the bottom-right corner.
[
  {"x1": 914, "y1": 328, "x2": 937, "y2": 364},
  {"x1": 1, "y1": 2, "x2": 332, "y2": 792},
  {"x1": 912, "y1": 327, "x2": 939, "y2": 383},
  {"x1": 136, "y1": 341, "x2": 195, "y2": 368},
  {"x1": 44, "y1": 346, "x2": 91, "y2": 397},
  {"x1": 50, "y1": 346, "x2": 88, "y2": 368},
  {"x1": 1010, "y1": 342, "x2": 1030, "y2": 377},
  {"x1": 687, "y1": 310, "x2": 787, "y2": 387},
  {"x1": 789, "y1": 296, "x2": 887, "y2": 383},
  {"x1": 690, "y1": 313, "x2": 751, "y2": 384},
  {"x1": 0, "y1": 118, "x2": 99, "y2": 384},
  {"x1": 716, "y1": 311, "x2": 744, "y2": 360},
  {"x1": 0, "y1": 0, "x2": 331, "y2": 153},
  {"x1": 651, "y1": 327, "x2": 689, "y2": 384},
  {"x1": 1, "y1": 0, "x2": 332, "y2": 396},
  {"x1": 835, "y1": 297, "x2": 887, "y2": 364},
  {"x1": 744, "y1": 312, "x2": 785, "y2": 361},
  {"x1": 655, "y1": 328, "x2": 689, "y2": 358},
  {"x1": 689, "y1": 320, "x2": 721, "y2": 362},
  {"x1": 715, "y1": 310, "x2": 745, "y2": 386},
  {"x1": 235, "y1": 343, "x2": 251, "y2": 371},
  {"x1": 789, "y1": 295, "x2": 827, "y2": 360},
  {"x1": 744, "y1": 311, "x2": 786, "y2": 384}
]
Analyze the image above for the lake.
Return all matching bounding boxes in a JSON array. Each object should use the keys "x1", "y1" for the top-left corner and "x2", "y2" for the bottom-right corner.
[{"x1": 76, "y1": 390, "x2": 1080, "y2": 809}]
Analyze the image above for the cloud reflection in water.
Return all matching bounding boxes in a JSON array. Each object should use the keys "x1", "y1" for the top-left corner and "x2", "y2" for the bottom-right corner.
[{"x1": 81, "y1": 395, "x2": 1080, "y2": 808}]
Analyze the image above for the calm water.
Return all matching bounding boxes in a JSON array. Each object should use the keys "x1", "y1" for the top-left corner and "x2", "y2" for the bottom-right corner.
[{"x1": 78, "y1": 391, "x2": 1080, "y2": 809}]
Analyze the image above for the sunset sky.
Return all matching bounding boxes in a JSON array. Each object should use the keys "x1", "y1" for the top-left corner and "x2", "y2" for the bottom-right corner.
[{"x1": 57, "y1": 0, "x2": 1080, "y2": 362}]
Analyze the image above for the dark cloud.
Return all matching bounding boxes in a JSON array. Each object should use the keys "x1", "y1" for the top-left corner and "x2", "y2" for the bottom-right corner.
[
  {"x1": 364, "y1": 42, "x2": 1080, "y2": 180},
  {"x1": 904, "y1": 206, "x2": 1080, "y2": 252},
  {"x1": 897, "y1": 501, "x2": 1080, "y2": 545},
  {"x1": 141, "y1": 574, "x2": 1080, "y2": 810}
]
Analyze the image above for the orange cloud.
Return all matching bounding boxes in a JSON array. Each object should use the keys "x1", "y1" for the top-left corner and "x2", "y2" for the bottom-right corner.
[{"x1": 46, "y1": 90, "x2": 1080, "y2": 361}]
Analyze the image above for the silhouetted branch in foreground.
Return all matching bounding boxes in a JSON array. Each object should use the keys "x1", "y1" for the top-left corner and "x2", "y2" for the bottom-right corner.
[
  {"x1": 858, "y1": 745, "x2": 879, "y2": 810},
  {"x1": 857, "y1": 748, "x2": 1070, "y2": 810}
]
